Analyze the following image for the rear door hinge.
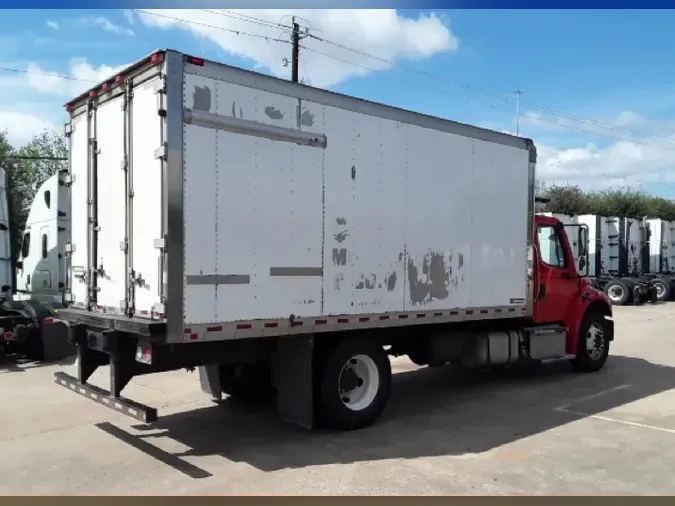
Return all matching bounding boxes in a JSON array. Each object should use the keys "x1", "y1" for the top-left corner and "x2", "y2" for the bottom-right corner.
[
  {"x1": 64, "y1": 174, "x2": 75, "y2": 186},
  {"x1": 64, "y1": 122, "x2": 73, "y2": 137},
  {"x1": 153, "y1": 78, "x2": 166, "y2": 95}
]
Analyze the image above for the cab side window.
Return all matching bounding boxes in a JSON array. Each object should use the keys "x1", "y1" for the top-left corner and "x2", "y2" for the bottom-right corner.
[
  {"x1": 20, "y1": 231, "x2": 30, "y2": 259},
  {"x1": 537, "y1": 225, "x2": 567, "y2": 269}
]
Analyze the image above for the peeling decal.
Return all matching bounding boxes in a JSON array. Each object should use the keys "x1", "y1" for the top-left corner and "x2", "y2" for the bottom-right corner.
[
  {"x1": 300, "y1": 109, "x2": 315, "y2": 126},
  {"x1": 264, "y1": 106, "x2": 284, "y2": 120},
  {"x1": 192, "y1": 85, "x2": 211, "y2": 112},
  {"x1": 407, "y1": 252, "x2": 451, "y2": 304},
  {"x1": 334, "y1": 230, "x2": 349, "y2": 243},
  {"x1": 332, "y1": 248, "x2": 347, "y2": 266}
]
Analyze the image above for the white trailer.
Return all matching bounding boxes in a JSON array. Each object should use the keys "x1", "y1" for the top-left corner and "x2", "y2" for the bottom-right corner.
[
  {"x1": 544, "y1": 211, "x2": 657, "y2": 305},
  {"x1": 53, "y1": 50, "x2": 614, "y2": 430}
]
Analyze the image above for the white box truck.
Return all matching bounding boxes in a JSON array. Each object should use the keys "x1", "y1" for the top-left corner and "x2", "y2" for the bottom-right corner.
[{"x1": 54, "y1": 50, "x2": 614, "y2": 431}]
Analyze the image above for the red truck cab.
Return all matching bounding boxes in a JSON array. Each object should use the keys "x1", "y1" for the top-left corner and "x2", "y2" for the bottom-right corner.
[{"x1": 532, "y1": 213, "x2": 614, "y2": 371}]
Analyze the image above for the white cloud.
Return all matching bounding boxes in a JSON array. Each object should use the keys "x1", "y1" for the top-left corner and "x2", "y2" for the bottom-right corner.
[
  {"x1": 24, "y1": 59, "x2": 128, "y2": 98},
  {"x1": 46, "y1": 20, "x2": 59, "y2": 31},
  {"x1": 84, "y1": 16, "x2": 135, "y2": 36},
  {"x1": 135, "y1": 9, "x2": 457, "y2": 88},
  {"x1": 0, "y1": 111, "x2": 57, "y2": 147},
  {"x1": 532, "y1": 112, "x2": 675, "y2": 188},
  {"x1": 123, "y1": 10, "x2": 135, "y2": 25}
]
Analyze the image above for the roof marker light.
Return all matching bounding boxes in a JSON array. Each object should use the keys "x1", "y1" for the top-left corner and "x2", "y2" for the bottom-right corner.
[
  {"x1": 115, "y1": 75, "x2": 124, "y2": 85},
  {"x1": 88, "y1": 90, "x2": 97, "y2": 99},
  {"x1": 65, "y1": 103, "x2": 73, "y2": 112},
  {"x1": 151, "y1": 52, "x2": 163, "y2": 64},
  {"x1": 185, "y1": 55, "x2": 205, "y2": 66}
]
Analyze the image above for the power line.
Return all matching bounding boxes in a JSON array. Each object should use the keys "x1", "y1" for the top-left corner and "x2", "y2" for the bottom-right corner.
[
  {"x1": 1, "y1": 10, "x2": 674, "y2": 165},
  {"x1": 299, "y1": 45, "x2": 661, "y2": 185},
  {"x1": 203, "y1": 9, "x2": 291, "y2": 32},
  {"x1": 150, "y1": 9, "x2": 675, "y2": 149},
  {"x1": 0, "y1": 66, "x2": 97, "y2": 83},
  {"x1": 133, "y1": 9, "x2": 292, "y2": 44},
  {"x1": 305, "y1": 34, "x2": 675, "y2": 148}
]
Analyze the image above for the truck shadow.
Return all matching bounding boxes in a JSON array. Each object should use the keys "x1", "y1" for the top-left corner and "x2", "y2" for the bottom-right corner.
[
  {"x1": 96, "y1": 354, "x2": 675, "y2": 479},
  {"x1": 0, "y1": 353, "x2": 75, "y2": 374}
]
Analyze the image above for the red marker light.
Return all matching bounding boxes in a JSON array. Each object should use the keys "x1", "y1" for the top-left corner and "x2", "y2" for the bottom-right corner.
[
  {"x1": 88, "y1": 89, "x2": 97, "y2": 98},
  {"x1": 102, "y1": 82, "x2": 111, "y2": 92},
  {"x1": 65, "y1": 103, "x2": 73, "y2": 112},
  {"x1": 185, "y1": 55, "x2": 205, "y2": 66},
  {"x1": 114, "y1": 75, "x2": 124, "y2": 85},
  {"x1": 151, "y1": 52, "x2": 163, "y2": 64}
]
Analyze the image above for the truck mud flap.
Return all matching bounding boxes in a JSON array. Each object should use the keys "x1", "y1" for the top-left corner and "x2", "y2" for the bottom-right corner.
[{"x1": 54, "y1": 371, "x2": 158, "y2": 423}]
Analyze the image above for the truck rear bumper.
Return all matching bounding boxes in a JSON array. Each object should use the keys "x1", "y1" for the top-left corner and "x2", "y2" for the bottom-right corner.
[{"x1": 54, "y1": 371, "x2": 157, "y2": 422}]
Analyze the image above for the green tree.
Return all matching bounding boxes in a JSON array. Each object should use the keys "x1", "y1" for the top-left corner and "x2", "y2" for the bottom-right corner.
[{"x1": 540, "y1": 184, "x2": 594, "y2": 215}]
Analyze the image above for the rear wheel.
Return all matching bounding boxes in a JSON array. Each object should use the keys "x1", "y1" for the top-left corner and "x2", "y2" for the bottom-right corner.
[
  {"x1": 651, "y1": 278, "x2": 671, "y2": 302},
  {"x1": 571, "y1": 311, "x2": 610, "y2": 373},
  {"x1": 318, "y1": 338, "x2": 392, "y2": 431},
  {"x1": 603, "y1": 280, "x2": 630, "y2": 306}
]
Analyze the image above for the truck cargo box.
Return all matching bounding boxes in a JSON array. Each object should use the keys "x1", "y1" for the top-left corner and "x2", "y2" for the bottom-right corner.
[{"x1": 63, "y1": 50, "x2": 536, "y2": 344}]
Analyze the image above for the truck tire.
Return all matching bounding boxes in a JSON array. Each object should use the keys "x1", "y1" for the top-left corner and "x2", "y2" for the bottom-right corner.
[
  {"x1": 571, "y1": 311, "x2": 610, "y2": 373},
  {"x1": 651, "y1": 278, "x2": 671, "y2": 302},
  {"x1": 219, "y1": 362, "x2": 276, "y2": 403},
  {"x1": 318, "y1": 338, "x2": 392, "y2": 431},
  {"x1": 603, "y1": 280, "x2": 629, "y2": 306}
]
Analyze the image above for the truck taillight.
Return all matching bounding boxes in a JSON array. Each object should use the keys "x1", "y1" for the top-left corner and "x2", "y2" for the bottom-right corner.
[
  {"x1": 135, "y1": 345, "x2": 152, "y2": 364},
  {"x1": 4, "y1": 331, "x2": 13, "y2": 341}
]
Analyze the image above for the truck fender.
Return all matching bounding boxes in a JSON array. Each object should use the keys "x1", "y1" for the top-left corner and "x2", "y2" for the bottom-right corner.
[
  {"x1": 198, "y1": 365, "x2": 223, "y2": 401},
  {"x1": 565, "y1": 292, "x2": 613, "y2": 355}
]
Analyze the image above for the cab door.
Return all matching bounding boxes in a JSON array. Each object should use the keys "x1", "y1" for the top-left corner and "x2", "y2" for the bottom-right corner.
[{"x1": 533, "y1": 218, "x2": 580, "y2": 324}]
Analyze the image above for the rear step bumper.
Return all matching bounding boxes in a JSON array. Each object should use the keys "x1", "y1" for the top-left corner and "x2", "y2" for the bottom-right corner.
[{"x1": 54, "y1": 371, "x2": 158, "y2": 423}]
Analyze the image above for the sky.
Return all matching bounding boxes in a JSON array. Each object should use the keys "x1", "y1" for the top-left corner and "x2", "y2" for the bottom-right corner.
[{"x1": 1, "y1": 9, "x2": 675, "y2": 196}]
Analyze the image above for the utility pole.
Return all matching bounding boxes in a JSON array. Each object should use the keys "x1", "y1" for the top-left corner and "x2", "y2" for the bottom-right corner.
[
  {"x1": 291, "y1": 17, "x2": 300, "y2": 83},
  {"x1": 513, "y1": 89, "x2": 524, "y2": 137}
]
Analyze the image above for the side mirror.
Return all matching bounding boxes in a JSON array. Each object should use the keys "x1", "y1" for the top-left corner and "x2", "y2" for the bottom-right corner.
[
  {"x1": 577, "y1": 255, "x2": 587, "y2": 277},
  {"x1": 15, "y1": 260, "x2": 23, "y2": 270}
]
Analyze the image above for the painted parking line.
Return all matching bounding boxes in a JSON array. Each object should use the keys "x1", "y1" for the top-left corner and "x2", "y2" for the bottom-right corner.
[
  {"x1": 554, "y1": 384, "x2": 675, "y2": 435},
  {"x1": 553, "y1": 384, "x2": 632, "y2": 412}
]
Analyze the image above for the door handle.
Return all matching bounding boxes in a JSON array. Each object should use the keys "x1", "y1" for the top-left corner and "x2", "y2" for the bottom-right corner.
[
  {"x1": 538, "y1": 282, "x2": 546, "y2": 299},
  {"x1": 26, "y1": 274, "x2": 31, "y2": 286}
]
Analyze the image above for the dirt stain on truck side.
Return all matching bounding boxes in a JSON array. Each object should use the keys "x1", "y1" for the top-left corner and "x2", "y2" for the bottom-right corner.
[{"x1": 407, "y1": 252, "x2": 451, "y2": 304}]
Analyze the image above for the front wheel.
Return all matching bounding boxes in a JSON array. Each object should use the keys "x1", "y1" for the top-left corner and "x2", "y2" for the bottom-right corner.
[
  {"x1": 571, "y1": 311, "x2": 610, "y2": 373},
  {"x1": 318, "y1": 339, "x2": 392, "y2": 431}
]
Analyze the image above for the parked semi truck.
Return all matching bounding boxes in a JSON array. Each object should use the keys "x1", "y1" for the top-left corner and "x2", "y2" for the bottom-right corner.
[
  {"x1": 542, "y1": 209, "x2": 665, "y2": 305},
  {"x1": 0, "y1": 165, "x2": 72, "y2": 362},
  {"x1": 52, "y1": 50, "x2": 614, "y2": 431}
]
